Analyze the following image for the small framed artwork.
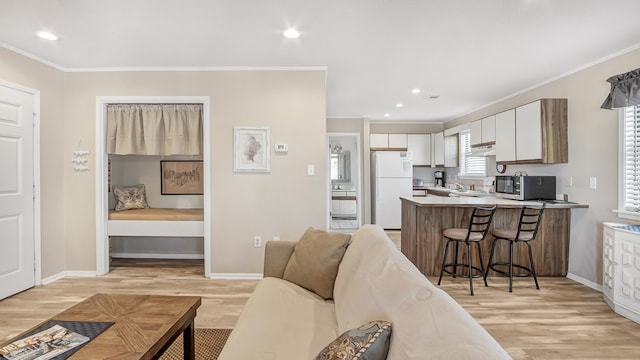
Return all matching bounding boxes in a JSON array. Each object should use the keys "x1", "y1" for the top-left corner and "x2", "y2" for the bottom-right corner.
[
  {"x1": 160, "y1": 160, "x2": 204, "y2": 195},
  {"x1": 234, "y1": 126, "x2": 270, "y2": 172}
]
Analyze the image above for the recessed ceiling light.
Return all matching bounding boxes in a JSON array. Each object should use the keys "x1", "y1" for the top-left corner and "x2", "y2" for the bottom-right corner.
[
  {"x1": 283, "y1": 28, "x2": 300, "y2": 39},
  {"x1": 37, "y1": 31, "x2": 58, "y2": 41},
  {"x1": 411, "y1": 88, "x2": 421, "y2": 94},
  {"x1": 384, "y1": 113, "x2": 390, "y2": 117},
  {"x1": 396, "y1": 103, "x2": 404, "y2": 108}
]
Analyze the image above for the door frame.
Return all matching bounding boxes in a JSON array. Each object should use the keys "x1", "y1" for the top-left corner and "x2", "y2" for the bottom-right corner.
[
  {"x1": 326, "y1": 132, "x2": 362, "y2": 230},
  {"x1": 95, "y1": 96, "x2": 211, "y2": 277},
  {"x1": 0, "y1": 79, "x2": 41, "y2": 286}
]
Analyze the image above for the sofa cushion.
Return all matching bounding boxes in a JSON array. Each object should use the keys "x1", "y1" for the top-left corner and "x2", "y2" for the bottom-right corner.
[
  {"x1": 283, "y1": 227, "x2": 351, "y2": 300},
  {"x1": 315, "y1": 320, "x2": 392, "y2": 360},
  {"x1": 334, "y1": 225, "x2": 511, "y2": 359},
  {"x1": 217, "y1": 277, "x2": 338, "y2": 360}
]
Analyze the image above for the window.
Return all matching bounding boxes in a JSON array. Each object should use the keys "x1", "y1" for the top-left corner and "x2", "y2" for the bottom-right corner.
[
  {"x1": 621, "y1": 105, "x2": 640, "y2": 215},
  {"x1": 459, "y1": 131, "x2": 486, "y2": 177}
]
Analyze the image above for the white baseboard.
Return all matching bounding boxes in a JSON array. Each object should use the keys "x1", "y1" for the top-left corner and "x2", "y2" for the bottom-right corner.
[
  {"x1": 567, "y1": 272, "x2": 602, "y2": 292},
  {"x1": 41, "y1": 271, "x2": 96, "y2": 285},
  {"x1": 41, "y1": 272, "x2": 66, "y2": 285},
  {"x1": 210, "y1": 273, "x2": 263, "y2": 280},
  {"x1": 111, "y1": 252, "x2": 205, "y2": 260}
]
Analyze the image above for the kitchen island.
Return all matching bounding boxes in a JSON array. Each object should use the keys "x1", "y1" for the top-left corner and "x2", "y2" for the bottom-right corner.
[{"x1": 401, "y1": 196, "x2": 588, "y2": 277}]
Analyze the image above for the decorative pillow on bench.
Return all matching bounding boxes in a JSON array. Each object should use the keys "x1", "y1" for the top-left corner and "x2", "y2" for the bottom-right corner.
[
  {"x1": 316, "y1": 320, "x2": 392, "y2": 360},
  {"x1": 113, "y1": 184, "x2": 150, "y2": 211},
  {"x1": 283, "y1": 227, "x2": 351, "y2": 300}
]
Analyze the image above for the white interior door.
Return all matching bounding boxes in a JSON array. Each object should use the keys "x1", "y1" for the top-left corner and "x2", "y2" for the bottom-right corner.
[{"x1": 0, "y1": 84, "x2": 35, "y2": 300}]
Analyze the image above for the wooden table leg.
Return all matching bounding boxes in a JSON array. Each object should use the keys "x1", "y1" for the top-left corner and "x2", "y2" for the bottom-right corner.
[{"x1": 183, "y1": 320, "x2": 195, "y2": 360}]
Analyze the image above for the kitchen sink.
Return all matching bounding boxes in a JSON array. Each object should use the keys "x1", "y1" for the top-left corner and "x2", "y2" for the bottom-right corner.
[{"x1": 449, "y1": 190, "x2": 493, "y2": 197}]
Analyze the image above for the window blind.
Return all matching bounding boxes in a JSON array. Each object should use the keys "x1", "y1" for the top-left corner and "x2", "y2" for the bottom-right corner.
[
  {"x1": 623, "y1": 105, "x2": 640, "y2": 211},
  {"x1": 459, "y1": 131, "x2": 486, "y2": 176}
]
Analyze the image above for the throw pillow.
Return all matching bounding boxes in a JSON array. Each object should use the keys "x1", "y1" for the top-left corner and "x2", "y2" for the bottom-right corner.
[
  {"x1": 283, "y1": 227, "x2": 351, "y2": 300},
  {"x1": 113, "y1": 184, "x2": 150, "y2": 211},
  {"x1": 315, "y1": 320, "x2": 392, "y2": 360}
]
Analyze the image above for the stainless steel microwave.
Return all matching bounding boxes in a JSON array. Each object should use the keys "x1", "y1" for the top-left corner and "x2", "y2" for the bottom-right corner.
[{"x1": 495, "y1": 176, "x2": 556, "y2": 201}]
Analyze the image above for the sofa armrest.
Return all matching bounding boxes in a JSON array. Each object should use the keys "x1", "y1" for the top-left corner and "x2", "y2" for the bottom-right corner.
[{"x1": 263, "y1": 241, "x2": 296, "y2": 279}]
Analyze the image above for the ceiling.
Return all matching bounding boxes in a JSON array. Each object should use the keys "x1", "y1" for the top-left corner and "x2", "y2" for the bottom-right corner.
[{"x1": 1, "y1": 0, "x2": 640, "y2": 122}]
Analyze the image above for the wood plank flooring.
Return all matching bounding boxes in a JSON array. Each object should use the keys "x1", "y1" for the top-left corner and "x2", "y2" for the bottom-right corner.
[{"x1": 1, "y1": 258, "x2": 639, "y2": 359}]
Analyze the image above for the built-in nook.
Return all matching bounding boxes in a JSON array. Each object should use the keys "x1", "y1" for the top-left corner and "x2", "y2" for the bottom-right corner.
[{"x1": 95, "y1": 97, "x2": 211, "y2": 277}]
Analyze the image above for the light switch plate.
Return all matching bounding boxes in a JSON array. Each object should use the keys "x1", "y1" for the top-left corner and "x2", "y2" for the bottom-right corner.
[
  {"x1": 307, "y1": 164, "x2": 315, "y2": 176},
  {"x1": 590, "y1": 177, "x2": 597, "y2": 189}
]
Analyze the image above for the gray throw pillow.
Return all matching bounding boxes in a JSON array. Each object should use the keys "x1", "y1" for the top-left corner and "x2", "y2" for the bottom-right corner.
[
  {"x1": 315, "y1": 320, "x2": 392, "y2": 360},
  {"x1": 282, "y1": 227, "x2": 350, "y2": 300}
]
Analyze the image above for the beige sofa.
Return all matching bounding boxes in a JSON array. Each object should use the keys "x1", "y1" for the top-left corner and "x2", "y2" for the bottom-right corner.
[{"x1": 218, "y1": 224, "x2": 511, "y2": 359}]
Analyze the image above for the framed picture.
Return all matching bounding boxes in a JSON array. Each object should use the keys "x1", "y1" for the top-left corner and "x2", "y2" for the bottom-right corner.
[
  {"x1": 234, "y1": 126, "x2": 270, "y2": 172},
  {"x1": 160, "y1": 160, "x2": 204, "y2": 195}
]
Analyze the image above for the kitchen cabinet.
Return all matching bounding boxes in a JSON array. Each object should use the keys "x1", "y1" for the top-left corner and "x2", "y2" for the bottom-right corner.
[
  {"x1": 496, "y1": 99, "x2": 568, "y2": 164},
  {"x1": 444, "y1": 134, "x2": 458, "y2": 168},
  {"x1": 470, "y1": 116, "x2": 495, "y2": 147},
  {"x1": 602, "y1": 223, "x2": 640, "y2": 325},
  {"x1": 370, "y1": 133, "x2": 408, "y2": 150},
  {"x1": 469, "y1": 120, "x2": 482, "y2": 146},
  {"x1": 481, "y1": 115, "x2": 496, "y2": 144},
  {"x1": 495, "y1": 109, "x2": 516, "y2": 162},
  {"x1": 370, "y1": 134, "x2": 389, "y2": 148},
  {"x1": 433, "y1": 132, "x2": 444, "y2": 167},
  {"x1": 389, "y1": 134, "x2": 408, "y2": 148},
  {"x1": 407, "y1": 134, "x2": 431, "y2": 166}
]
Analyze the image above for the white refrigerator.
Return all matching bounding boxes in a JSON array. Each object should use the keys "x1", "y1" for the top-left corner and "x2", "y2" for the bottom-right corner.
[{"x1": 371, "y1": 151, "x2": 413, "y2": 229}]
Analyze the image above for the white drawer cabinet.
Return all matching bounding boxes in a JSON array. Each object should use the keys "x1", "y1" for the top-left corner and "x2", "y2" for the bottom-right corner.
[{"x1": 602, "y1": 223, "x2": 640, "y2": 325}]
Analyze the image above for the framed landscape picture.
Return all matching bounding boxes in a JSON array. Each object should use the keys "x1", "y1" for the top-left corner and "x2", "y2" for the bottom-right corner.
[
  {"x1": 160, "y1": 160, "x2": 204, "y2": 195},
  {"x1": 234, "y1": 126, "x2": 270, "y2": 172}
]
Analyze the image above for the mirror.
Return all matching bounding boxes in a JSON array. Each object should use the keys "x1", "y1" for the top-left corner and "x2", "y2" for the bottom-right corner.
[{"x1": 330, "y1": 151, "x2": 351, "y2": 183}]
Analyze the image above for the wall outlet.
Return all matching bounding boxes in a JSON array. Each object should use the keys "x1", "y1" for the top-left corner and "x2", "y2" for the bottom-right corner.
[
  {"x1": 272, "y1": 236, "x2": 280, "y2": 241},
  {"x1": 254, "y1": 236, "x2": 262, "y2": 247},
  {"x1": 307, "y1": 164, "x2": 315, "y2": 176},
  {"x1": 590, "y1": 177, "x2": 597, "y2": 189}
]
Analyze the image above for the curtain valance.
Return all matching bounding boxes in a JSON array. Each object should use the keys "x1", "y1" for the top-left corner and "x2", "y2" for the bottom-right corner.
[
  {"x1": 601, "y1": 67, "x2": 640, "y2": 110},
  {"x1": 107, "y1": 104, "x2": 202, "y2": 155}
]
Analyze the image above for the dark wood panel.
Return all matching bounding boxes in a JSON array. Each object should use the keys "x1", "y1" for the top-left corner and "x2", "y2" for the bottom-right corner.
[
  {"x1": 541, "y1": 98, "x2": 568, "y2": 163},
  {"x1": 401, "y1": 203, "x2": 571, "y2": 276}
]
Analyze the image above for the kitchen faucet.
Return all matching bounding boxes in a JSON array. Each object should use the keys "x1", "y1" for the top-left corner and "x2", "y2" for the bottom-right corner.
[{"x1": 452, "y1": 182, "x2": 465, "y2": 190}]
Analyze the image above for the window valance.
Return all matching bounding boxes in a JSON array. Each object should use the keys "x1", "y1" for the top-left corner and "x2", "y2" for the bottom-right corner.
[
  {"x1": 601, "y1": 67, "x2": 640, "y2": 110},
  {"x1": 106, "y1": 104, "x2": 202, "y2": 155}
]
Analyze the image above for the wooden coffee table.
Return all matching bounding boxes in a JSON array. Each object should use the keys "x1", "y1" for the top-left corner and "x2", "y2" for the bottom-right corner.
[{"x1": 2, "y1": 293, "x2": 201, "y2": 359}]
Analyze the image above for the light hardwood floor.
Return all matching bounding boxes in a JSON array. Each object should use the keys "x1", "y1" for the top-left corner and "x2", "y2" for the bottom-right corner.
[{"x1": 1, "y1": 258, "x2": 640, "y2": 359}]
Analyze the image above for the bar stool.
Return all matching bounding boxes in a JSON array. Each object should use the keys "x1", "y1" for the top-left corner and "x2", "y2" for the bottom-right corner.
[
  {"x1": 484, "y1": 204, "x2": 545, "y2": 292},
  {"x1": 437, "y1": 205, "x2": 497, "y2": 296}
]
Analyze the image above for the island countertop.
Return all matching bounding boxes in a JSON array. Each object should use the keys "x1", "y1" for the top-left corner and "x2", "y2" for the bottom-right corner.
[
  {"x1": 401, "y1": 196, "x2": 588, "y2": 209},
  {"x1": 400, "y1": 196, "x2": 588, "y2": 277}
]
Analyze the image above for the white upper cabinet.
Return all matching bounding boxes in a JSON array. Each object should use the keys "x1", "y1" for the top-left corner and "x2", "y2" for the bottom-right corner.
[
  {"x1": 433, "y1": 132, "x2": 445, "y2": 167},
  {"x1": 515, "y1": 101, "x2": 543, "y2": 161},
  {"x1": 407, "y1": 134, "x2": 431, "y2": 166},
  {"x1": 481, "y1": 115, "x2": 496, "y2": 144},
  {"x1": 388, "y1": 134, "x2": 408, "y2": 148},
  {"x1": 469, "y1": 120, "x2": 482, "y2": 146},
  {"x1": 495, "y1": 99, "x2": 568, "y2": 164},
  {"x1": 370, "y1": 133, "x2": 408, "y2": 149},
  {"x1": 495, "y1": 109, "x2": 516, "y2": 162},
  {"x1": 370, "y1": 134, "x2": 389, "y2": 148}
]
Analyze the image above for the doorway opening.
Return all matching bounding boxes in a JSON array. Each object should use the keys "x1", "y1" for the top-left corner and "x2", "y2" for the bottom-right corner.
[
  {"x1": 327, "y1": 133, "x2": 361, "y2": 231},
  {"x1": 95, "y1": 96, "x2": 211, "y2": 277}
]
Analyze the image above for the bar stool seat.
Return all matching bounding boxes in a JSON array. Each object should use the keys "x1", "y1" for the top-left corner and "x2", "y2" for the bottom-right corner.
[
  {"x1": 437, "y1": 205, "x2": 497, "y2": 296},
  {"x1": 484, "y1": 204, "x2": 545, "y2": 292}
]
